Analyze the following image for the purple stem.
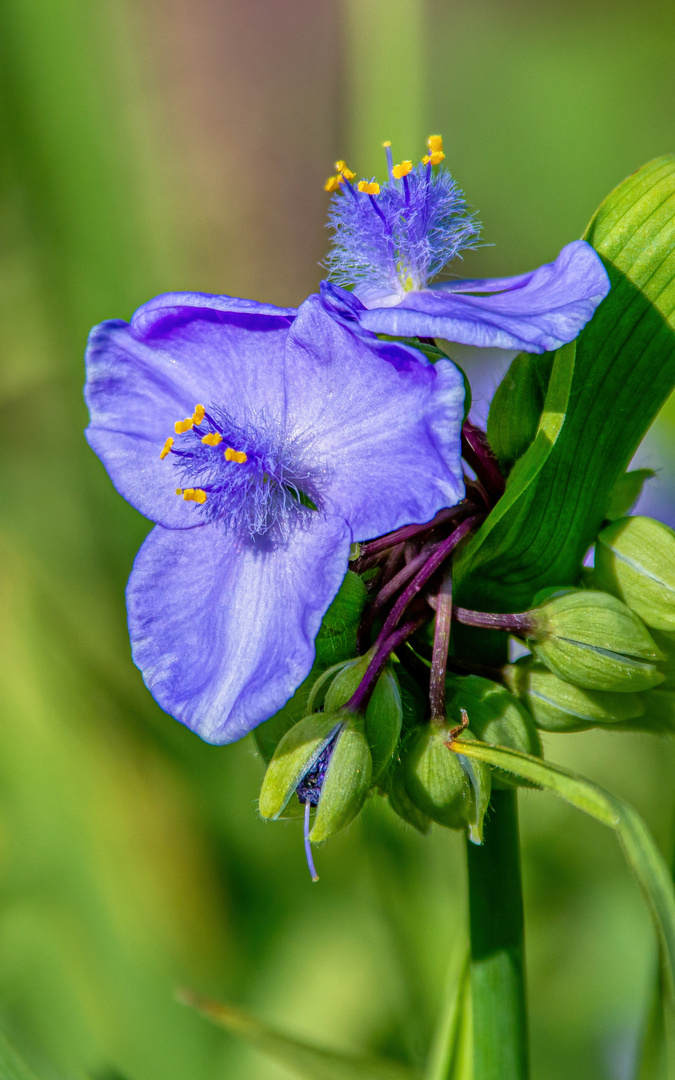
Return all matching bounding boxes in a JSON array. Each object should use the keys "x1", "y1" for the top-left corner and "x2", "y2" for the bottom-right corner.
[
  {"x1": 429, "y1": 569, "x2": 453, "y2": 723},
  {"x1": 461, "y1": 419, "x2": 505, "y2": 501},
  {"x1": 452, "y1": 606, "x2": 534, "y2": 635},
  {"x1": 378, "y1": 515, "x2": 482, "y2": 645},
  {"x1": 369, "y1": 542, "x2": 437, "y2": 616},
  {"x1": 347, "y1": 617, "x2": 426, "y2": 714},
  {"x1": 358, "y1": 504, "x2": 474, "y2": 559}
]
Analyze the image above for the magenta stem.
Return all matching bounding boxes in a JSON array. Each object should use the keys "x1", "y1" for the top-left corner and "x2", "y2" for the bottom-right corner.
[
  {"x1": 429, "y1": 569, "x2": 453, "y2": 723},
  {"x1": 452, "y1": 606, "x2": 534, "y2": 635},
  {"x1": 369, "y1": 542, "x2": 437, "y2": 615},
  {"x1": 377, "y1": 515, "x2": 482, "y2": 645},
  {"x1": 358, "y1": 504, "x2": 473, "y2": 559},
  {"x1": 347, "y1": 617, "x2": 425, "y2": 714},
  {"x1": 461, "y1": 419, "x2": 505, "y2": 501}
]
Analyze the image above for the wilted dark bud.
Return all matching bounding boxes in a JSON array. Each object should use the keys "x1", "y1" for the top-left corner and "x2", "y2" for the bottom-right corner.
[
  {"x1": 323, "y1": 654, "x2": 402, "y2": 780},
  {"x1": 403, "y1": 724, "x2": 491, "y2": 842},
  {"x1": 448, "y1": 675, "x2": 541, "y2": 788},
  {"x1": 528, "y1": 590, "x2": 664, "y2": 692},
  {"x1": 595, "y1": 516, "x2": 675, "y2": 631},
  {"x1": 504, "y1": 658, "x2": 646, "y2": 732},
  {"x1": 258, "y1": 711, "x2": 372, "y2": 842}
]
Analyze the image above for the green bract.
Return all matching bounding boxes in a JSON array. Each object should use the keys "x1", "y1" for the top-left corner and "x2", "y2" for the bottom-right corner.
[
  {"x1": 595, "y1": 515, "x2": 675, "y2": 630},
  {"x1": 528, "y1": 590, "x2": 664, "y2": 692},
  {"x1": 505, "y1": 658, "x2": 646, "y2": 732},
  {"x1": 258, "y1": 712, "x2": 343, "y2": 821},
  {"x1": 447, "y1": 674, "x2": 541, "y2": 787},
  {"x1": 322, "y1": 655, "x2": 403, "y2": 780},
  {"x1": 310, "y1": 717, "x2": 372, "y2": 842}
]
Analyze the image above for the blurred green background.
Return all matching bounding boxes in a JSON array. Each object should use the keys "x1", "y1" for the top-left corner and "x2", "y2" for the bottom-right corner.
[{"x1": 0, "y1": 1, "x2": 674, "y2": 1078}]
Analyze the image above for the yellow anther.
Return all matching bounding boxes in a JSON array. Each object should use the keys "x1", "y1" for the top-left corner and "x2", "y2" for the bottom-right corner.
[
  {"x1": 392, "y1": 160, "x2": 413, "y2": 180},
  {"x1": 357, "y1": 180, "x2": 381, "y2": 195},
  {"x1": 160, "y1": 437, "x2": 174, "y2": 460},
  {"x1": 192, "y1": 489, "x2": 207, "y2": 504},
  {"x1": 176, "y1": 488, "x2": 183, "y2": 495},
  {"x1": 177, "y1": 487, "x2": 208, "y2": 504},
  {"x1": 324, "y1": 175, "x2": 343, "y2": 193},
  {"x1": 192, "y1": 403, "x2": 205, "y2": 425},
  {"x1": 422, "y1": 150, "x2": 445, "y2": 166},
  {"x1": 224, "y1": 447, "x2": 248, "y2": 464},
  {"x1": 382, "y1": 140, "x2": 391, "y2": 148},
  {"x1": 427, "y1": 135, "x2": 444, "y2": 154},
  {"x1": 202, "y1": 432, "x2": 223, "y2": 446},
  {"x1": 334, "y1": 160, "x2": 355, "y2": 180},
  {"x1": 174, "y1": 418, "x2": 194, "y2": 434}
]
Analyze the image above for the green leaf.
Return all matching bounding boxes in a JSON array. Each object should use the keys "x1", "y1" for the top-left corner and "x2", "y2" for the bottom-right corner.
[
  {"x1": 0, "y1": 1031, "x2": 43, "y2": 1080},
  {"x1": 605, "y1": 468, "x2": 655, "y2": 520},
  {"x1": 180, "y1": 992, "x2": 419, "y2": 1080},
  {"x1": 456, "y1": 157, "x2": 675, "y2": 612},
  {"x1": 424, "y1": 950, "x2": 471, "y2": 1080},
  {"x1": 448, "y1": 739, "x2": 675, "y2": 1003},
  {"x1": 487, "y1": 349, "x2": 555, "y2": 472}
]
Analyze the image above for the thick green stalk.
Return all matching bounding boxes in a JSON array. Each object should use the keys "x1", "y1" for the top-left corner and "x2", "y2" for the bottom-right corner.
[{"x1": 466, "y1": 788, "x2": 529, "y2": 1080}]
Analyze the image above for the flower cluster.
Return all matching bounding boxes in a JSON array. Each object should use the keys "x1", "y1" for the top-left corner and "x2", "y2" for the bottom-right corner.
[{"x1": 84, "y1": 134, "x2": 614, "y2": 868}]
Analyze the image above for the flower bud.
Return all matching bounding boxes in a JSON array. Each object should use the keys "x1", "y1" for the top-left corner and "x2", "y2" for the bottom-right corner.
[
  {"x1": 528, "y1": 590, "x2": 664, "y2": 692},
  {"x1": 387, "y1": 758, "x2": 431, "y2": 834},
  {"x1": 595, "y1": 516, "x2": 675, "y2": 630},
  {"x1": 323, "y1": 654, "x2": 402, "y2": 780},
  {"x1": 504, "y1": 658, "x2": 645, "y2": 732},
  {"x1": 635, "y1": 688, "x2": 675, "y2": 734},
  {"x1": 448, "y1": 675, "x2": 541, "y2": 788},
  {"x1": 309, "y1": 717, "x2": 372, "y2": 842},
  {"x1": 403, "y1": 724, "x2": 491, "y2": 840},
  {"x1": 258, "y1": 712, "x2": 343, "y2": 821},
  {"x1": 258, "y1": 710, "x2": 373, "y2": 842}
]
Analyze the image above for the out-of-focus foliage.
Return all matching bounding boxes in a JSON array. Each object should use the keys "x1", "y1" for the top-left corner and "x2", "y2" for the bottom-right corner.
[{"x1": 0, "y1": 1, "x2": 674, "y2": 1079}]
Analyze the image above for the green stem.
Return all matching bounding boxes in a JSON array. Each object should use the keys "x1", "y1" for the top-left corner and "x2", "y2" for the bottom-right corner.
[{"x1": 466, "y1": 788, "x2": 529, "y2": 1080}]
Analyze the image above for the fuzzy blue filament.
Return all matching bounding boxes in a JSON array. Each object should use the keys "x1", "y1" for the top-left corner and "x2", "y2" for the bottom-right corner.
[
  {"x1": 325, "y1": 144, "x2": 481, "y2": 298},
  {"x1": 163, "y1": 403, "x2": 321, "y2": 539}
]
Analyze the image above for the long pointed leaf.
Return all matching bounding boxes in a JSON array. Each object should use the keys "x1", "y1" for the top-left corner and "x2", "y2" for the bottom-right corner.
[
  {"x1": 456, "y1": 156, "x2": 675, "y2": 612},
  {"x1": 180, "y1": 991, "x2": 420, "y2": 1080},
  {"x1": 447, "y1": 740, "x2": 675, "y2": 1002},
  {"x1": 424, "y1": 952, "x2": 471, "y2": 1080}
]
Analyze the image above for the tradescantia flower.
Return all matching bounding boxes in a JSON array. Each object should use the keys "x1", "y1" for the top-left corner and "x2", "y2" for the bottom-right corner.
[
  {"x1": 84, "y1": 292, "x2": 465, "y2": 744},
  {"x1": 320, "y1": 136, "x2": 611, "y2": 353}
]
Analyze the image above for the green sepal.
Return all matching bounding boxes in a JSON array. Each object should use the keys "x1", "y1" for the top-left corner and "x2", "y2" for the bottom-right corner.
[
  {"x1": 530, "y1": 590, "x2": 665, "y2": 692},
  {"x1": 447, "y1": 675, "x2": 541, "y2": 789},
  {"x1": 487, "y1": 349, "x2": 555, "y2": 472},
  {"x1": 258, "y1": 712, "x2": 343, "y2": 820},
  {"x1": 605, "y1": 470, "x2": 655, "y2": 521},
  {"x1": 403, "y1": 724, "x2": 474, "y2": 830},
  {"x1": 310, "y1": 717, "x2": 373, "y2": 842},
  {"x1": 387, "y1": 760, "x2": 431, "y2": 834},
  {"x1": 505, "y1": 657, "x2": 646, "y2": 732},
  {"x1": 595, "y1": 516, "x2": 675, "y2": 630},
  {"x1": 454, "y1": 731, "x2": 492, "y2": 844}
]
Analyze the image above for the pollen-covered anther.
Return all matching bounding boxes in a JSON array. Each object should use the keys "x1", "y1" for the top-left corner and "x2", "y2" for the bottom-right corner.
[
  {"x1": 192, "y1": 404, "x2": 205, "y2": 425},
  {"x1": 224, "y1": 447, "x2": 248, "y2": 464},
  {"x1": 174, "y1": 418, "x2": 194, "y2": 434},
  {"x1": 335, "y1": 160, "x2": 356, "y2": 181},
  {"x1": 423, "y1": 151, "x2": 445, "y2": 166},
  {"x1": 201, "y1": 432, "x2": 223, "y2": 446},
  {"x1": 159, "y1": 436, "x2": 174, "y2": 459},
  {"x1": 357, "y1": 180, "x2": 380, "y2": 195},
  {"x1": 427, "y1": 135, "x2": 444, "y2": 154},
  {"x1": 325, "y1": 175, "x2": 343, "y2": 193},
  {"x1": 176, "y1": 487, "x2": 207, "y2": 504},
  {"x1": 392, "y1": 160, "x2": 413, "y2": 179}
]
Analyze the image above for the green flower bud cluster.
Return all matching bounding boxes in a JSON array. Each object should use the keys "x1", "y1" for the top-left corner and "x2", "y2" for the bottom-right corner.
[{"x1": 506, "y1": 515, "x2": 675, "y2": 733}]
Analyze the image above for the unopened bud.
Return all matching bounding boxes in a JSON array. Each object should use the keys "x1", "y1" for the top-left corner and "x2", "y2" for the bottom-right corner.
[
  {"x1": 528, "y1": 590, "x2": 664, "y2": 692},
  {"x1": 595, "y1": 516, "x2": 675, "y2": 630},
  {"x1": 448, "y1": 675, "x2": 541, "y2": 788},
  {"x1": 403, "y1": 724, "x2": 491, "y2": 841},
  {"x1": 309, "y1": 717, "x2": 372, "y2": 842},
  {"x1": 505, "y1": 658, "x2": 646, "y2": 732},
  {"x1": 387, "y1": 759, "x2": 431, "y2": 834},
  {"x1": 259, "y1": 712, "x2": 344, "y2": 821}
]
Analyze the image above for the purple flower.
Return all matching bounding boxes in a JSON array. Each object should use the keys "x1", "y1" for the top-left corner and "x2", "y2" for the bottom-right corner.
[
  {"x1": 321, "y1": 138, "x2": 610, "y2": 353},
  {"x1": 84, "y1": 292, "x2": 465, "y2": 744}
]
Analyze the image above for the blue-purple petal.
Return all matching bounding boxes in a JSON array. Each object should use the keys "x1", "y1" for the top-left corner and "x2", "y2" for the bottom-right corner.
[
  {"x1": 127, "y1": 517, "x2": 352, "y2": 744},
  {"x1": 323, "y1": 240, "x2": 610, "y2": 353},
  {"x1": 284, "y1": 296, "x2": 465, "y2": 539},
  {"x1": 85, "y1": 296, "x2": 293, "y2": 528}
]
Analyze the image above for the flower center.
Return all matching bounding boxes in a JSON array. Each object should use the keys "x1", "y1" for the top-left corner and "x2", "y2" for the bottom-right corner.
[
  {"x1": 159, "y1": 403, "x2": 321, "y2": 539},
  {"x1": 324, "y1": 135, "x2": 481, "y2": 300}
]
